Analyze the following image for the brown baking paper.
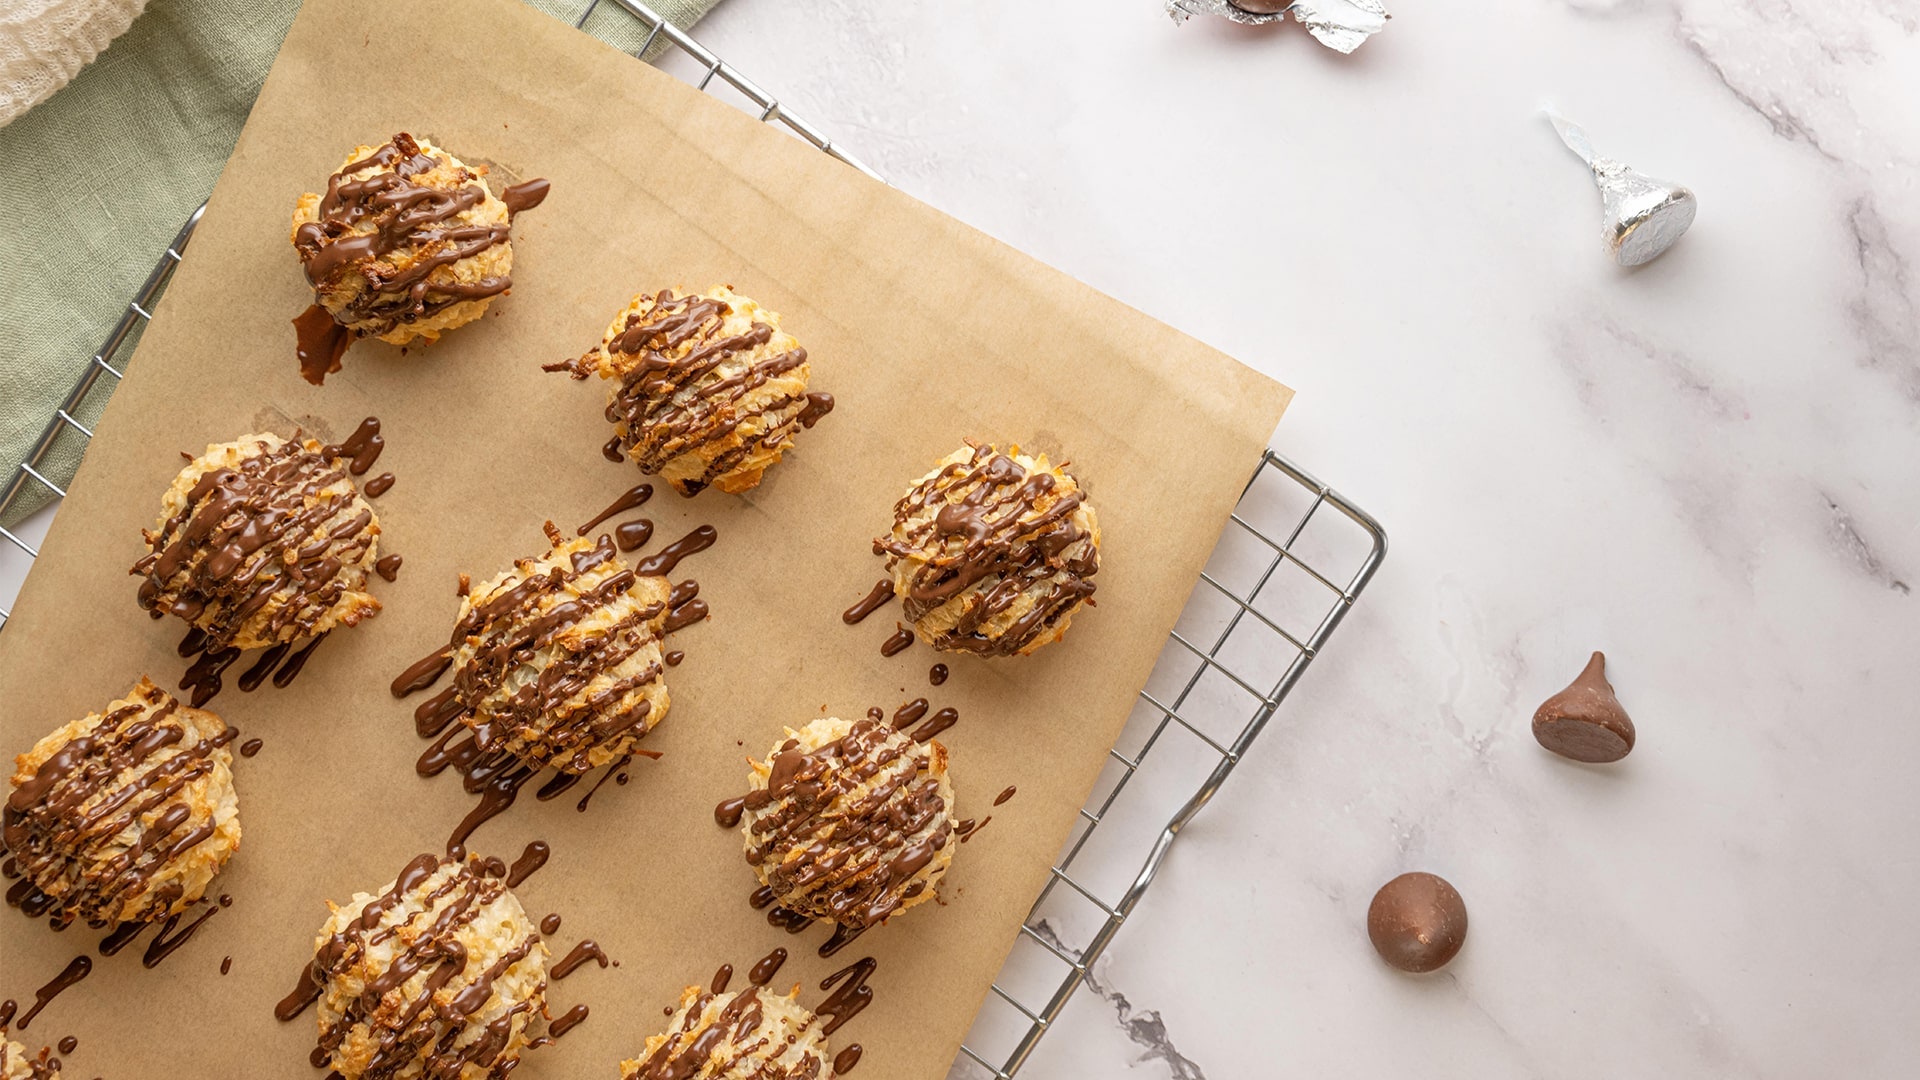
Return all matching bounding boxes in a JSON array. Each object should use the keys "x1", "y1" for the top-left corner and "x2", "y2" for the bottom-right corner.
[{"x1": 0, "y1": 0, "x2": 1291, "y2": 1075}]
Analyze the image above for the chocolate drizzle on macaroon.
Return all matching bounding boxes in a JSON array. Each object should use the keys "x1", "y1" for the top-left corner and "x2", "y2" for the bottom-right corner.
[
  {"x1": 132, "y1": 430, "x2": 384, "y2": 655},
  {"x1": 547, "y1": 286, "x2": 829, "y2": 497},
  {"x1": 290, "y1": 132, "x2": 547, "y2": 384},
  {"x1": 738, "y1": 717, "x2": 956, "y2": 931},
  {"x1": 279, "y1": 853, "x2": 548, "y2": 1078},
  {"x1": 407, "y1": 523, "x2": 672, "y2": 776},
  {"x1": 875, "y1": 444, "x2": 1099, "y2": 658},
  {"x1": 3, "y1": 679, "x2": 238, "y2": 930}
]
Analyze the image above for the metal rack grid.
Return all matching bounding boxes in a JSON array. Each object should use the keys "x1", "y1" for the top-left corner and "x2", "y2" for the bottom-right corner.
[{"x1": 0, "y1": 1, "x2": 1387, "y2": 1075}]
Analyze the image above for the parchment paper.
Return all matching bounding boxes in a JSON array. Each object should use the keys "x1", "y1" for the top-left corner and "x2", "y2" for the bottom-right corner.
[{"x1": 0, "y1": 0, "x2": 1291, "y2": 1075}]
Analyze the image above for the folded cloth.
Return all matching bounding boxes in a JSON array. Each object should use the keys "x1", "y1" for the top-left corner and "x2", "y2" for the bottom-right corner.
[{"x1": 0, "y1": 0, "x2": 723, "y2": 528}]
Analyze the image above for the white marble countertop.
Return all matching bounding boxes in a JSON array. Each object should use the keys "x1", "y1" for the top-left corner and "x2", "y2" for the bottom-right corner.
[{"x1": 5, "y1": 1, "x2": 1916, "y2": 1076}]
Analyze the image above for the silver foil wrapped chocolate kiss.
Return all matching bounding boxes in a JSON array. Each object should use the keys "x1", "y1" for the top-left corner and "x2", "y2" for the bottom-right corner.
[
  {"x1": 1167, "y1": 0, "x2": 1389, "y2": 54},
  {"x1": 1545, "y1": 107, "x2": 1696, "y2": 267}
]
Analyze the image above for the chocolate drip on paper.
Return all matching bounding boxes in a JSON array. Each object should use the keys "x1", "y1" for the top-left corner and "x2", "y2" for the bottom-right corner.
[
  {"x1": 841, "y1": 580, "x2": 894, "y2": 625},
  {"x1": 505, "y1": 841, "x2": 549, "y2": 887},
  {"x1": 879, "y1": 628, "x2": 915, "y2": 657},
  {"x1": 875, "y1": 444, "x2": 1097, "y2": 656},
  {"x1": 578, "y1": 483, "x2": 653, "y2": 535},
  {"x1": 3, "y1": 682, "x2": 235, "y2": 928},
  {"x1": 15, "y1": 955, "x2": 90, "y2": 1030},
  {"x1": 817, "y1": 957, "x2": 876, "y2": 1036},
  {"x1": 747, "y1": 947, "x2": 787, "y2": 987},
  {"x1": 547, "y1": 1003, "x2": 588, "y2": 1040},
  {"x1": 552, "y1": 939, "x2": 609, "y2": 980}
]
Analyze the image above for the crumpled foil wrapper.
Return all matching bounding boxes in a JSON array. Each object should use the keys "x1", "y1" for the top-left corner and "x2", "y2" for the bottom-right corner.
[
  {"x1": 1546, "y1": 108, "x2": 1697, "y2": 267},
  {"x1": 1167, "y1": 0, "x2": 1390, "y2": 54}
]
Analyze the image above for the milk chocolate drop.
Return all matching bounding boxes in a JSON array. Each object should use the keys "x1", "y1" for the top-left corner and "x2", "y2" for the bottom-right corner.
[
  {"x1": 1366, "y1": 872, "x2": 1467, "y2": 973},
  {"x1": 1531, "y1": 651, "x2": 1634, "y2": 763}
]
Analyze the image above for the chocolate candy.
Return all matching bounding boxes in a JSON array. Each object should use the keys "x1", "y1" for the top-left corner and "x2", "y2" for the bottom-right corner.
[
  {"x1": 1545, "y1": 109, "x2": 1696, "y2": 267},
  {"x1": 1367, "y1": 872, "x2": 1468, "y2": 973},
  {"x1": 1532, "y1": 651, "x2": 1635, "y2": 763}
]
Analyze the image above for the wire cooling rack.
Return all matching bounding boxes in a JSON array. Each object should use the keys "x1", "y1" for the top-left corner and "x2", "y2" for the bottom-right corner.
[{"x1": 0, "y1": 1, "x2": 1387, "y2": 1075}]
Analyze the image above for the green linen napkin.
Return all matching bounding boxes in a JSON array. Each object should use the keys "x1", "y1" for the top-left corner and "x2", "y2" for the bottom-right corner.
[{"x1": 0, "y1": 0, "x2": 721, "y2": 528}]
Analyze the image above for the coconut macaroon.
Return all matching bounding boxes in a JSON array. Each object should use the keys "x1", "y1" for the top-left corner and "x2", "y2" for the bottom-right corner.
[
  {"x1": 132, "y1": 433, "x2": 382, "y2": 651},
  {"x1": 875, "y1": 443, "x2": 1100, "y2": 658},
  {"x1": 445, "y1": 524, "x2": 672, "y2": 773},
  {"x1": 3, "y1": 678, "x2": 239, "y2": 929},
  {"x1": 303, "y1": 854, "x2": 548, "y2": 1080},
  {"x1": 621, "y1": 983, "x2": 831, "y2": 1080},
  {"x1": 290, "y1": 131, "x2": 549, "y2": 384},
  {"x1": 547, "y1": 285, "x2": 834, "y2": 497},
  {"x1": 740, "y1": 717, "x2": 956, "y2": 930},
  {"x1": 1, "y1": 1040, "x2": 60, "y2": 1080}
]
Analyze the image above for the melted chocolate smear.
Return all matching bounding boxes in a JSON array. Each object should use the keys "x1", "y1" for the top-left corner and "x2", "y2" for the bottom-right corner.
[
  {"x1": 375, "y1": 554, "x2": 403, "y2": 582},
  {"x1": 817, "y1": 957, "x2": 876, "y2": 1036},
  {"x1": 534, "y1": 768, "x2": 584, "y2": 802},
  {"x1": 994, "y1": 785, "x2": 1017, "y2": 806},
  {"x1": 664, "y1": 649, "x2": 685, "y2": 667},
  {"x1": 221, "y1": 956, "x2": 232, "y2": 975},
  {"x1": 505, "y1": 841, "x2": 550, "y2": 887},
  {"x1": 1, "y1": 857, "x2": 15, "y2": 879},
  {"x1": 57, "y1": 1035, "x2": 78, "y2": 1055},
  {"x1": 819, "y1": 921, "x2": 868, "y2": 958},
  {"x1": 293, "y1": 304, "x2": 353, "y2": 386},
  {"x1": 540, "y1": 913, "x2": 562, "y2": 935},
  {"x1": 97, "y1": 920, "x2": 151, "y2": 956},
  {"x1": 633, "y1": 525, "x2": 718, "y2": 577},
  {"x1": 601, "y1": 436, "x2": 625, "y2": 463},
  {"x1": 273, "y1": 632, "x2": 329, "y2": 690},
  {"x1": 177, "y1": 627, "x2": 209, "y2": 657},
  {"x1": 391, "y1": 646, "x2": 453, "y2": 698},
  {"x1": 16, "y1": 955, "x2": 90, "y2": 1029},
  {"x1": 0, "y1": 999, "x2": 13, "y2": 1027},
  {"x1": 797, "y1": 391, "x2": 836, "y2": 429},
  {"x1": 842, "y1": 581, "x2": 894, "y2": 625},
  {"x1": 748, "y1": 886, "x2": 777, "y2": 910},
  {"x1": 274, "y1": 963, "x2": 324, "y2": 1021},
  {"x1": 500, "y1": 178, "x2": 552, "y2": 215},
  {"x1": 320, "y1": 417, "x2": 384, "y2": 476},
  {"x1": 547, "y1": 1003, "x2": 589, "y2": 1040},
  {"x1": 748, "y1": 947, "x2": 787, "y2": 987},
  {"x1": 237, "y1": 643, "x2": 290, "y2": 692},
  {"x1": 575, "y1": 755, "x2": 632, "y2": 813},
  {"x1": 578, "y1": 484, "x2": 653, "y2": 536},
  {"x1": 929, "y1": 663, "x2": 948, "y2": 686},
  {"x1": 880, "y1": 628, "x2": 915, "y2": 657},
  {"x1": 865, "y1": 707, "x2": 884, "y2": 723},
  {"x1": 364, "y1": 471, "x2": 396, "y2": 498},
  {"x1": 663, "y1": 598, "x2": 709, "y2": 636},
  {"x1": 551, "y1": 940, "x2": 609, "y2": 980},
  {"x1": 910, "y1": 707, "x2": 959, "y2": 744},
  {"x1": 143, "y1": 903, "x2": 221, "y2": 968},
  {"x1": 710, "y1": 964, "x2": 733, "y2": 995},
  {"x1": 614, "y1": 519, "x2": 654, "y2": 552},
  {"x1": 180, "y1": 645, "x2": 242, "y2": 707},
  {"x1": 714, "y1": 796, "x2": 746, "y2": 829},
  {"x1": 958, "y1": 816, "x2": 991, "y2": 843},
  {"x1": 767, "y1": 904, "x2": 815, "y2": 934},
  {"x1": 834, "y1": 1045, "x2": 864, "y2": 1075},
  {"x1": 240, "y1": 738, "x2": 264, "y2": 758}
]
